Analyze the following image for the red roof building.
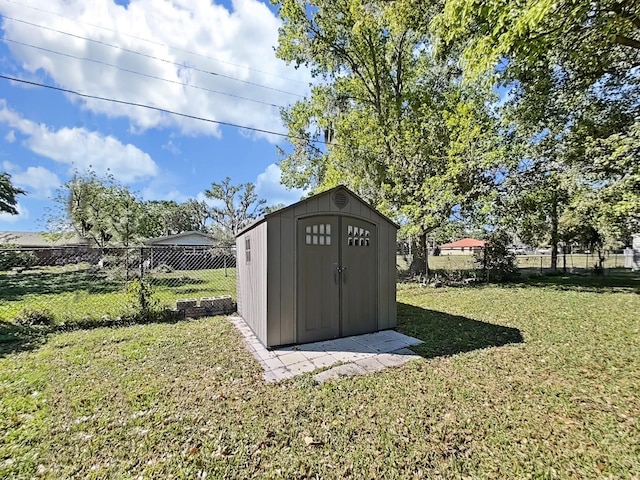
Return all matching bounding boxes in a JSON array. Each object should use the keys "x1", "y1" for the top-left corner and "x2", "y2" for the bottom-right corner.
[{"x1": 439, "y1": 238, "x2": 486, "y2": 255}]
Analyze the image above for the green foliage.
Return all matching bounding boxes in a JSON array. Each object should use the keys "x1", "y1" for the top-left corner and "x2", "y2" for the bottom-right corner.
[
  {"x1": 436, "y1": 0, "x2": 639, "y2": 261},
  {"x1": 14, "y1": 307, "x2": 55, "y2": 327},
  {"x1": 125, "y1": 278, "x2": 159, "y2": 319},
  {"x1": 475, "y1": 230, "x2": 518, "y2": 282},
  {"x1": 275, "y1": 0, "x2": 506, "y2": 257},
  {"x1": 50, "y1": 171, "x2": 215, "y2": 245},
  {"x1": 436, "y1": 0, "x2": 640, "y2": 89},
  {"x1": 49, "y1": 170, "x2": 141, "y2": 247},
  {"x1": 0, "y1": 172, "x2": 25, "y2": 215},
  {"x1": 0, "y1": 247, "x2": 37, "y2": 272}
]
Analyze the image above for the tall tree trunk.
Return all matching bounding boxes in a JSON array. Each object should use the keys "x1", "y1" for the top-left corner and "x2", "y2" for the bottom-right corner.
[
  {"x1": 424, "y1": 232, "x2": 430, "y2": 278},
  {"x1": 550, "y1": 191, "x2": 558, "y2": 271},
  {"x1": 409, "y1": 231, "x2": 429, "y2": 278}
]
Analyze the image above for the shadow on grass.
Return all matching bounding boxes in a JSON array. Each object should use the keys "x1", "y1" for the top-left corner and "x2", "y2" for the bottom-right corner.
[
  {"x1": 0, "y1": 321, "x2": 49, "y2": 357},
  {"x1": 0, "y1": 308, "x2": 231, "y2": 359},
  {"x1": 0, "y1": 270, "x2": 214, "y2": 303},
  {"x1": 397, "y1": 302, "x2": 523, "y2": 359},
  {"x1": 0, "y1": 269, "x2": 123, "y2": 300},
  {"x1": 512, "y1": 268, "x2": 640, "y2": 293},
  {"x1": 146, "y1": 277, "x2": 206, "y2": 288}
]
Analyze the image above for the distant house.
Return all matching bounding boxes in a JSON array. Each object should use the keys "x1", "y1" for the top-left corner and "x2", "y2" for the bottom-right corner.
[
  {"x1": 145, "y1": 231, "x2": 219, "y2": 247},
  {"x1": 145, "y1": 231, "x2": 235, "y2": 270},
  {"x1": 0, "y1": 231, "x2": 96, "y2": 266},
  {"x1": 439, "y1": 238, "x2": 487, "y2": 256},
  {"x1": 0, "y1": 231, "x2": 91, "y2": 248}
]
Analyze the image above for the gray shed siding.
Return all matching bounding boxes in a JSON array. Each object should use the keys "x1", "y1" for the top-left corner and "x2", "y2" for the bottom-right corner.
[
  {"x1": 235, "y1": 221, "x2": 268, "y2": 345},
  {"x1": 237, "y1": 187, "x2": 397, "y2": 348}
]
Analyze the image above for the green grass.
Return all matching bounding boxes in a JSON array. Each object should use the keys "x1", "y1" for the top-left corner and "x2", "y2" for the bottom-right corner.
[
  {"x1": 1, "y1": 274, "x2": 639, "y2": 478},
  {"x1": 0, "y1": 265, "x2": 236, "y2": 323}
]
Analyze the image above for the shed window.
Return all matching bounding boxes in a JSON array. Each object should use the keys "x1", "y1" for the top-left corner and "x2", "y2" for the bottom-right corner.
[
  {"x1": 347, "y1": 225, "x2": 370, "y2": 247},
  {"x1": 245, "y1": 237, "x2": 251, "y2": 263},
  {"x1": 305, "y1": 224, "x2": 331, "y2": 246}
]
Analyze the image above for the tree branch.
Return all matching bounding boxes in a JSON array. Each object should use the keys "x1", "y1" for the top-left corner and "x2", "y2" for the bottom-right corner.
[{"x1": 614, "y1": 34, "x2": 640, "y2": 50}]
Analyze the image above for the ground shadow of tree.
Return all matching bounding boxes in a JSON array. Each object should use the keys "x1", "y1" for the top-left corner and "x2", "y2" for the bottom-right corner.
[
  {"x1": 397, "y1": 303, "x2": 523, "y2": 359},
  {"x1": 0, "y1": 310, "x2": 201, "y2": 358},
  {"x1": 0, "y1": 270, "x2": 209, "y2": 302},
  {"x1": 0, "y1": 270, "x2": 123, "y2": 301},
  {"x1": 145, "y1": 277, "x2": 206, "y2": 288},
  {"x1": 0, "y1": 321, "x2": 49, "y2": 357}
]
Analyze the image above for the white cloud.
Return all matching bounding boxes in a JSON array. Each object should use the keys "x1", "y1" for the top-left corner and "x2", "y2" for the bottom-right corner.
[
  {"x1": 255, "y1": 163, "x2": 307, "y2": 207},
  {"x1": 0, "y1": 202, "x2": 29, "y2": 224},
  {"x1": 5, "y1": 130, "x2": 16, "y2": 143},
  {"x1": 196, "y1": 191, "x2": 224, "y2": 209},
  {"x1": 11, "y1": 166, "x2": 61, "y2": 199},
  {"x1": 0, "y1": 0, "x2": 311, "y2": 142},
  {"x1": 2, "y1": 160, "x2": 18, "y2": 172},
  {"x1": 0, "y1": 101, "x2": 158, "y2": 183}
]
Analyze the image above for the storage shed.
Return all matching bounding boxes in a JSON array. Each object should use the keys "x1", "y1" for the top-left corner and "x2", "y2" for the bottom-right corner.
[{"x1": 236, "y1": 185, "x2": 398, "y2": 348}]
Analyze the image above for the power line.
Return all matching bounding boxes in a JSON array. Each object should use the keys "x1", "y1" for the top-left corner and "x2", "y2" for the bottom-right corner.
[
  {"x1": 1, "y1": 0, "x2": 310, "y2": 86},
  {"x1": 0, "y1": 74, "x2": 331, "y2": 145},
  {"x1": 0, "y1": 19, "x2": 304, "y2": 99},
  {"x1": 3, "y1": 37, "x2": 284, "y2": 108}
]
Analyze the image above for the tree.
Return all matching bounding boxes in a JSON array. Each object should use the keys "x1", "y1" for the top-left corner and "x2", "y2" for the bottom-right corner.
[
  {"x1": 436, "y1": 0, "x2": 640, "y2": 91},
  {"x1": 50, "y1": 171, "x2": 140, "y2": 248},
  {"x1": 437, "y1": 0, "x2": 640, "y2": 264},
  {"x1": 137, "y1": 199, "x2": 210, "y2": 239},
  {"x1": 264, "y1": 203, "x2": 287, "y2": 214},
  {"x1": 0, "y1": 172, "x2": 25, "y2": 215},
  {"x1": 204, "y1": 177, "x2": 266, "y2": 236},
  {"x1": 275, "y1": 0, "x2": 505, "y2": 275}
]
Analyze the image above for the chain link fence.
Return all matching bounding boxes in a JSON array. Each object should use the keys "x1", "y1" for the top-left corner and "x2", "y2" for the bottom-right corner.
[
  {"x1": 0, "y1": 245, "x2": 237, "y2": 324},
  {"x1": 397, "y1": 252, "x2": 629, "y2": 279}
]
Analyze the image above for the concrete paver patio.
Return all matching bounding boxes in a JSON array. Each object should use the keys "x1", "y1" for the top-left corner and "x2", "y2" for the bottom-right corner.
[{"x1": 229, "y1": 316, "x2": 423, "y2": 383}]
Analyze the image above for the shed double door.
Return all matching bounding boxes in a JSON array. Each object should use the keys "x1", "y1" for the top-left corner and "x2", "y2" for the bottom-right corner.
[{"x1": 297, "y1": 215, "x2": 377, "y2": 344}]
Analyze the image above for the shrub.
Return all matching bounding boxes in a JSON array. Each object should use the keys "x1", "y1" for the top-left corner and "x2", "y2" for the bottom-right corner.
[
  {"x1": 125, "y1": 278, "x2": 160, "y2": 321},
  {"x1": 474, "y1": 231, "x2": 518, "y2": 283},
  {"x1": 0, "y1": 247, "x2": 37, "y2": 271}
]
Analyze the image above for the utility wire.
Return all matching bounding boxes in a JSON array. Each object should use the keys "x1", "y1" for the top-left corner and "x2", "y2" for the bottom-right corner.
[
  {"x1": 1, "y1": 27, "x2": 303, "y2": 99},
  {"x1": 1, "y1": 0, "x2": 309, "y2": 86},
  {"x1": 3, "y1": 37, "x2": 284, "y2": 108},
  {"x1": 0, "y1": 74, "x2": 332, "y2": 145}
]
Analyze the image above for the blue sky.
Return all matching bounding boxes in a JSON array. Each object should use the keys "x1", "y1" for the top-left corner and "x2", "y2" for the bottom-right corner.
[{"x1": 0, "y1": 0, "x2": 311, "y2": 231}]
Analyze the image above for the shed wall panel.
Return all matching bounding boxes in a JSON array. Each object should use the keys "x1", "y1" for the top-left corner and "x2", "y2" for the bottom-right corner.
[
  {"x1": 388, "y1": 224, "x2": 398, "y2": 327},
  {"x1": 306, "y1": 197, "x2": 319, "y2": 213},
  {"x1": 378, "y1": 221, "x2": 390, "y2": 330},
  {"x1": 266, "y1": 218, "x2": 281, "y2": 347},
  {"x1": 317, "y1": 194, "x2": 331, "y2": 212},
  {"x1": 294, "y1": 203, "x2": 307, "y2": 218},
  {"x1": 279, "y1": 216, "x2": 296, "y2": 345},
  {"x1": 236, "y1": 223, "x2": 268, "y2": 345}
]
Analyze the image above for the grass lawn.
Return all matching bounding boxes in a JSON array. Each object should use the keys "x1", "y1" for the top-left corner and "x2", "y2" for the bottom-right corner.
[
  {"x1": 0, "y1": 265, "x2": 236, "y2": 322},
  {"x1": 1, "y1": 273, "x2": 639, "y2": 478}
]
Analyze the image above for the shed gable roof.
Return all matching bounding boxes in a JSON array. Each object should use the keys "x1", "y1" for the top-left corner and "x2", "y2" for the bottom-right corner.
[{"x1": 236, "y1": 185, "x2": 398, "y2": 237}]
